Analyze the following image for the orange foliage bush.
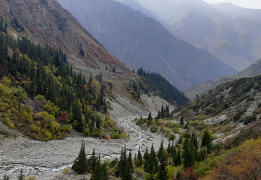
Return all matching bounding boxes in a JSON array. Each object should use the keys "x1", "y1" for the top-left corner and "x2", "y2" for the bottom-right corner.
[
  {"x1": 180, "y1": 167, "x2": 197, "y2": 180},
  {"x1": 203, "y1": 138, "x2": 261, "y2": 180}
]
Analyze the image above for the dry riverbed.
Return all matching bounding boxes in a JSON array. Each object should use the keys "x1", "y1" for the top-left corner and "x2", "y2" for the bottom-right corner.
[{"x1": 0, "y1": 94, "x2": 175, "y2": 179}]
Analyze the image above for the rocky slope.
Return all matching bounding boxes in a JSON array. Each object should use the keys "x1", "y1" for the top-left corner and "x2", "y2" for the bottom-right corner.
[
  {"x1": 185, "y1": 58, "x2": 261, "y2": 99},
  {"x1": 176, "y1": 75, "x2": 261, "y2": 147},
  {"x1": 122, "y1": 0, "x2": 261, "y2": 72},
  {"x1": 58, "y1": 0, "x2": 236, "y2": 90}
]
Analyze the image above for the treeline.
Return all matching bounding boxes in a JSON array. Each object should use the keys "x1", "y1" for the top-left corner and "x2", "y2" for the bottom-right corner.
[
  {"x1": 72, "y1": 129, "x2": 215, "y2": 179},
  {"x1": 137, "y1": 68, "x2": 189, "y2": 106},
  {"x1": 0, "y1": 19, "x2": 122, "y2": 139}
]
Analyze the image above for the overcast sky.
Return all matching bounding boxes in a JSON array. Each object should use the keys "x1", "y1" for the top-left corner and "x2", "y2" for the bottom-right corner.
[{"x1": 202, "y1": 0, "x2": 261, "y2": 9}]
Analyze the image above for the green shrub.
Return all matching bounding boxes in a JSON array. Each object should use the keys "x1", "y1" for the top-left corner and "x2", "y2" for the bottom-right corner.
[
  {"x1": 194, "y1": 153, "x2": 223, "y2": 177},
  {"x1": 44, "y1": 101, "x2": 59, "y2": 116},
  {"x1": 171, "y1": 127, "x2": 179, "y2": 134},
  {"x1": 111, "y1": 132, "x2": 121, "y2": 139},
  {"x1": 150, "y1": 125, "x2": 158, "y2": 133},
  {"x1": 21, "y1": 111, "x2": 33, "y2": 123},
  {"x1": 3, "y1": 117, "x2": 14, "y2": 128},
  {"x1": 30, "y1": 124, "x2": 40, "y2": 133},
  {"x1": 169, "y1": 134, "x2": 175, "y2": 141},
  {"x1": 165, "y1": 121, "x2": 180, "y2": 128},
  {"x1": 44, "y1": 131, "x2": 52, "y2": 140}
]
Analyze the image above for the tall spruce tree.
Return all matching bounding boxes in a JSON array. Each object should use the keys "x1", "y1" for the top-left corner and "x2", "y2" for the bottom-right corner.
[
  {"x1": 136, "y1": 148, "x2": 143, "y2": 167},
  {"x1": 89, "y1": 148, "x2": 97, "y2": 173},
  {"x1": 72, "y1": 141, "x2": 88, "y2": 174},
  {"x1": 147, "y1": 144, "x2": 158, "y2": 179},
  {"x1": 174, "y1": 148, "x2": 182, "y2": 166},
  {"x1": 128, "y1": 149, "x2": 134, "y2": 173},
  {"x1": 183, "y1": 136, "x2": 196, "y2": 168}
]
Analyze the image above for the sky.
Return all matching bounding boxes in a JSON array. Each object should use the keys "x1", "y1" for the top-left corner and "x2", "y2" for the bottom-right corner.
[{"x1": 202, "y1": 0, "x2": 261, "y2": 9}]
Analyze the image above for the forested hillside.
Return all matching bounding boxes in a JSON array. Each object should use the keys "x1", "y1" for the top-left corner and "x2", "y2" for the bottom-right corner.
[{"x1": 0, "y1": 17, "x2": 126, "y2": 140}]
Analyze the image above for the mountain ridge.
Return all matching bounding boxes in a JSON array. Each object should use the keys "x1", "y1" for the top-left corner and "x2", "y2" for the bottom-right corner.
[
  {"x1": 122, "y1": 0, "x2": 261, "y2": 72},
  {"x1": 58, "y1": 0, "x2": 237, "y2": 90},
  {"x1": 185, "y1": 58, "x2": 261, "y2": 99}
]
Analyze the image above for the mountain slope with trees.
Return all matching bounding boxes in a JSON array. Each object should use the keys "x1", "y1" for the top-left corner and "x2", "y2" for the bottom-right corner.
[
  {"x1": 58, "y1": 0, "x2": 236, "y2": 90},
  {"x1": 185, "y1": 58, "x2": 261, "y2": 99},
  {"x1": 0, "y1": 0, "x2": 128, "y2": 71},
  {"x1": 0, "y1": 0, "x2": 187, "y2": 141}
]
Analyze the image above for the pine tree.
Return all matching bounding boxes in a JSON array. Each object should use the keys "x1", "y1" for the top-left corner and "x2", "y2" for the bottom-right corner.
[
  {"x1": 180, "y1": 116, "x2": 184, "y2": 126},
  {"x1": 128, "y1": 149, "x2": 134, "y2": 173},
  {"x1": 101, "y1": 162, "x2": 109, "y2": 180},
  {"x1": 148, "y1": 112, "x2": 152, "y2": 121},
  {"x1": 201, "y1": 129, "x2": 212, "y2": 153},
  {"x1": 72, "y1": 141, "x2": 88, "y2": 174},
  {"x1": 89, "y1": 148, "x2": 97, "y2": 173},
  {"x1": 158, "y1": 140, "x2": 167, "y2": 163},
  {"x1": 72, "y1": 100, "x2": 84, "y2": 132},
  {"x1": 137, "y1": 148, "x2": 143, "y2": 167},
  {"x1": 183, "y1": 138, "x2": 195, "y2": 168},
  {"x1": 157, "y1": 161, "x2": 167, "y2": 180},
  {"x1": 144, "y1": 147, "x2": 150, "y2": 171},
  {"x1": 122, "y1": 159, "x2": 133, "y2": 180},
  {"x1": 117, "y1": 147, "x2": 125, "y2": 177},
  {"x1": 91, "y1": 156, "x2": 101, "y2": 180},
  {"x1": 147, "y1": 144, "x2": 158, "y2": 179},
  {"x1": 174, "y1": 148, "x2": 182, "y2": 166},
  {"x1": 170, "y1": 142, "x2": 176, "y2": 163}
]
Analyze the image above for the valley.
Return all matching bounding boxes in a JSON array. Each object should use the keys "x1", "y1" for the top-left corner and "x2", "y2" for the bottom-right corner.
[
  {"x1": 0, "y1": 97, "x2": 172, "y2": 179},
  {"x1": 0, "y1": 0, "x2": 261, "y2": 179}
]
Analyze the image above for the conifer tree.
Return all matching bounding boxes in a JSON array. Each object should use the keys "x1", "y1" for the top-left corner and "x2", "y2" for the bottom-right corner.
[
  {"x1": 128, "y1": 149, "x2": 134, "y2": 173},
  {"x1": 147, "y1": 144, "x2": 158, "y2": 179},
  {"x1": 201, "y1": 129, "x2": 212, "y2": 153},
  {"x1": 158, "y1": 162, "x2": 167, "y2": 180},
  {"x1": 72, "y1": 100, "x2": 84, "y2": 132},
  {"x1": 117, "y1": 147, "x2": 125, "y2": 177},
  {"x1": 158, "y1": 140, "x2": 167, "y2": 163},
  {"x1": 91, "y1": 156, "x2": 101, "y2": 180},
  {"x1": 183, "y1": 138, "x2": 195, "y2": 168},
  {"x1": 170, "y1": 142, "x2": 176, "y2": 163},
  {"x1": 89, "y1": 148, "x2": 97, "y2": 172},
  {"x1": 148, "y1": 112, "x2": 152, "y2": 121},
  {"x1": 72, "y1": 141, "x2": 88, "y2": 174},
  {"x1": 144, "y1": 147, "x2": 150, "y2": 171},
  {"x1": 136, "y1": 148, "x2": 143, "y2": 167},
  {"x1": 180, "y1": 116, "x2": 184, "y2": 126},
  {"x1": 174, "y1": 148, "x2": 182, "y2": 166},
  {"x1": 101, "y1": 162, "x2": 109, "y2": 180}
]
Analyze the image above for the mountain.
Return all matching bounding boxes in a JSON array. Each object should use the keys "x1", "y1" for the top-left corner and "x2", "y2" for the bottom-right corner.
[
  {"x1": 125, "y1": 0, "x2": 261, "y2": 72},
  {"x1": 0, "y1": 0, "x2": 189, "y2": 139},
  {"x1": 185, "y1": 58, "x2": 261, "y2": 99},
  {"x1": 58, "y1": 0, "x2": 236, "y2": 90},
  {"x1": 0, "y1": 0, "x2": 128, "y2": 72},
  {"x1": 181, "y1": 75, "x2": 261, "y2": 146}
]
